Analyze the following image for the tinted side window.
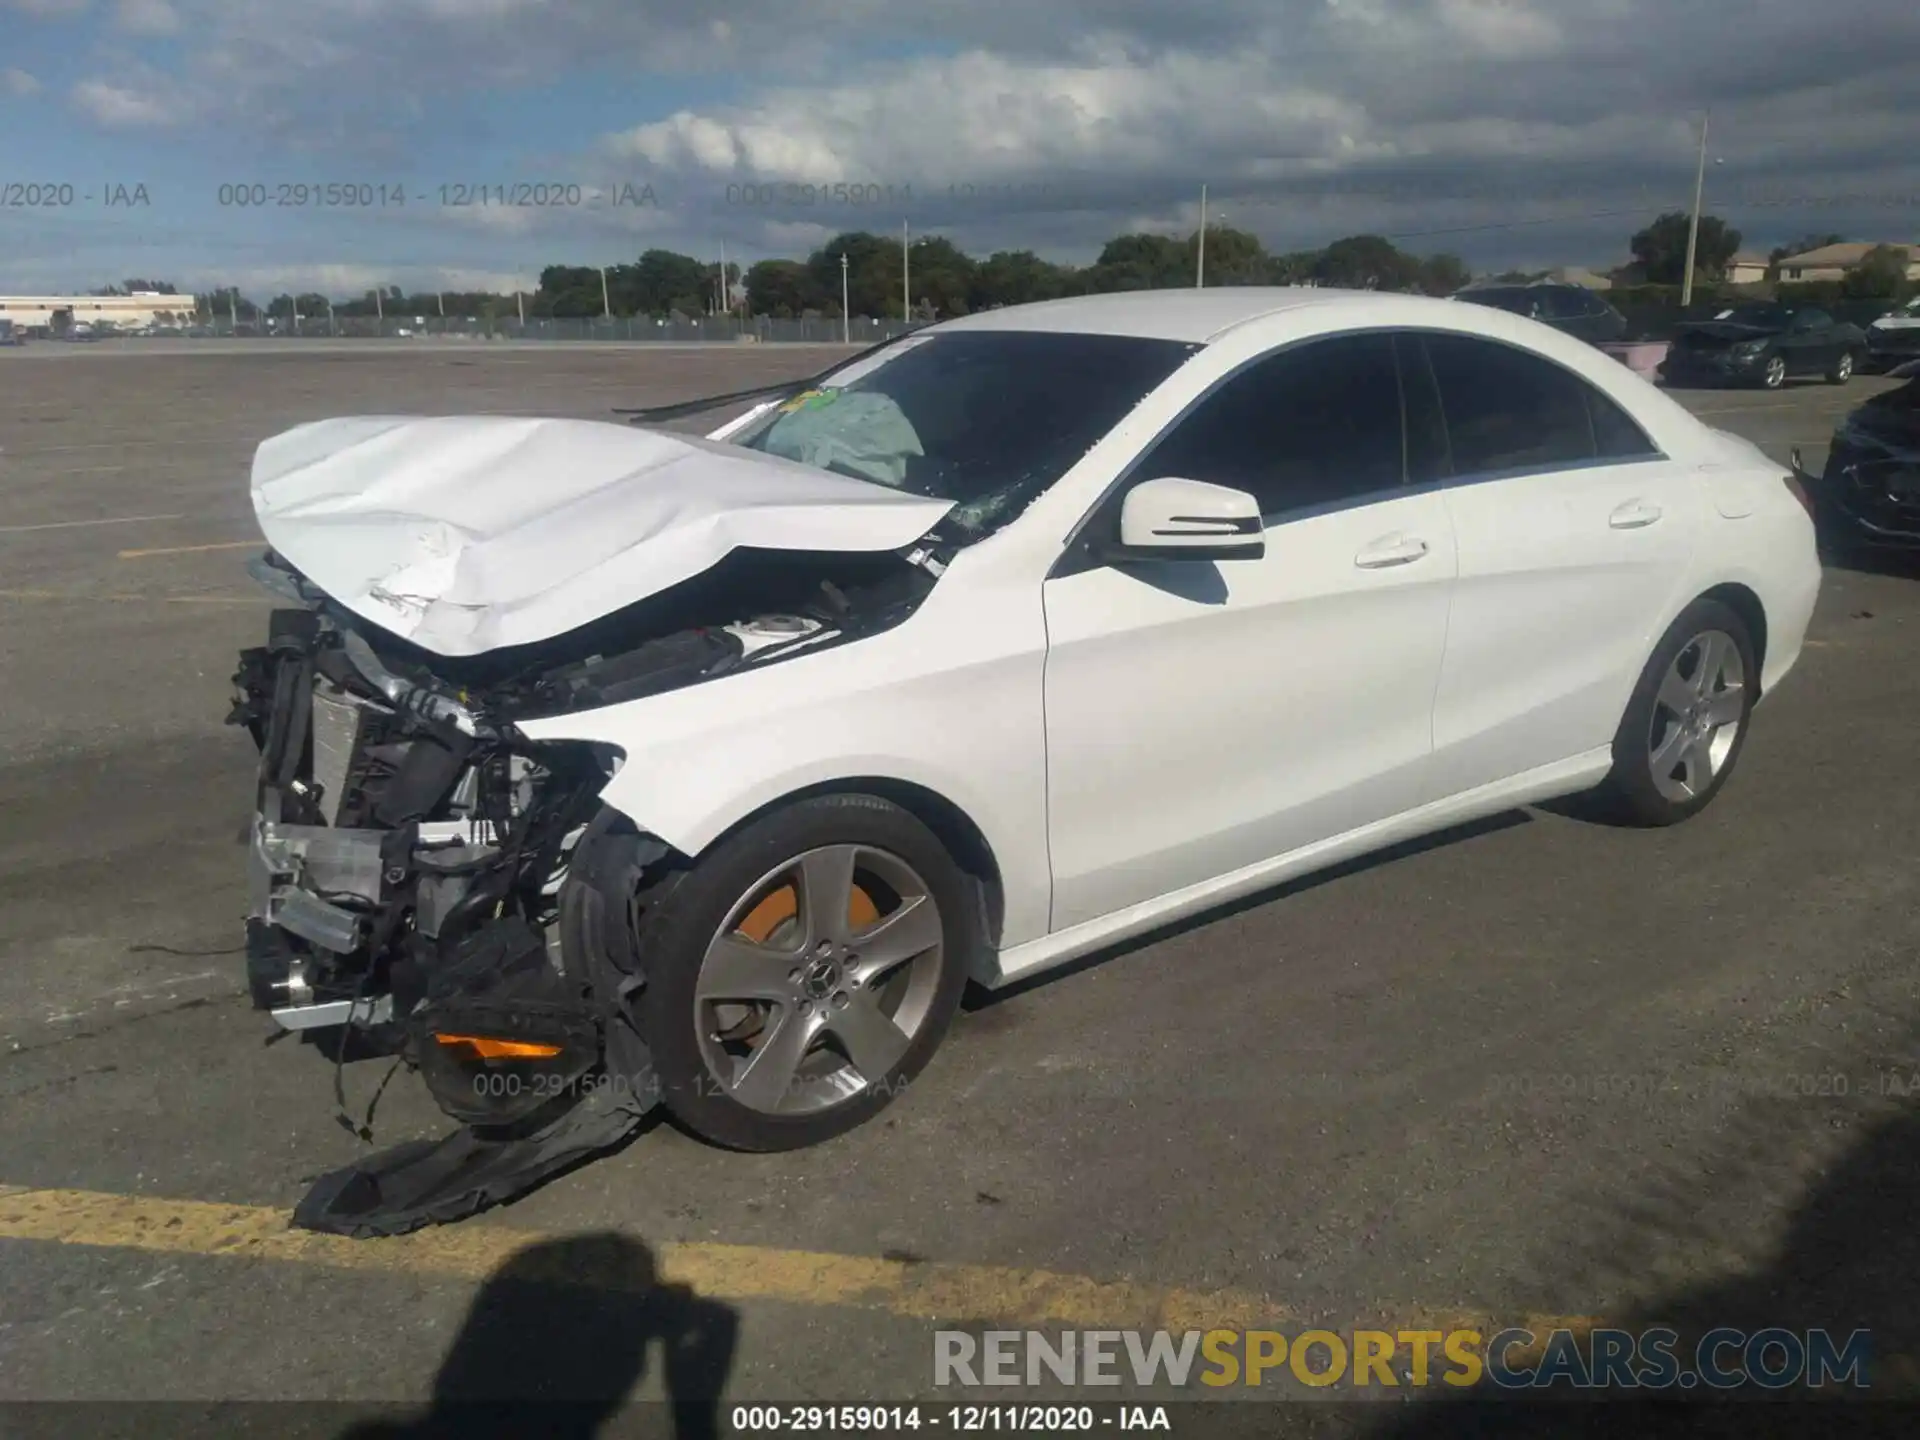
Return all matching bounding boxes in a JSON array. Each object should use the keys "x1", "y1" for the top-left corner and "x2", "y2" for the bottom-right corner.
[
  {"x1": 1588, "y1": 387, "x2": 1660, "y2": 459},
  {"x1": 1799, "y1": 308, "x2": 1833, "y2": 329},
  {"x1": 1422, "y1": 333, "x2": 1597, "y2": 475},
  {"x1": 1142, "y1": 333, "x2": 1405, "y2": 516},
  {"x1": 1540, "y1": 288, "x2": 1590, "y2": 320}
]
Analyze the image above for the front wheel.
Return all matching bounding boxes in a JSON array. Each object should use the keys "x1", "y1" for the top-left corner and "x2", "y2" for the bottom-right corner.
[
  {"x1": 1827, "y1": 350, "x2": 1855, "y2": 384},
  {"x1": 626, "y1": 793, "x2": 976, "y2": 1151},
  {"x1": 1759, "y1": 354, "x2": 1787, "y2": 390},
  {"x1": 1591, "y1": 598, "x2": 1759, "y2": 827}
]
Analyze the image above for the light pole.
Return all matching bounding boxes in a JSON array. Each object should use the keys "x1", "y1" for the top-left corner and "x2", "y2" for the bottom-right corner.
[
  {"x1": 1196, "y1": 184, "x2": 1209, "y2": 287},
  {"x1": 1681, "y1": 109, "x2": 1710, "y2": 309},
  {"x1": 840, "y1": 252, "x2": 850, "y2": 343},
  {"x1": 600, "y1": 266, "x2": 612, "y2": 319},
  {"x1": 902, "y1": 220, "x2": 911, "y2": 327},
  {"x1": 325, "y1": 297, "x2": 335, "y2": 336}
]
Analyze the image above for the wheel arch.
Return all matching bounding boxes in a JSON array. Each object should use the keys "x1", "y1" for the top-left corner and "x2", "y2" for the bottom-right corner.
[
  {"x1": 619, "y1": 775, "x2": 1009, "y2": 954},
  {"x1": 1696, "y1": 581, "x2": 1769, "y2": 693}
]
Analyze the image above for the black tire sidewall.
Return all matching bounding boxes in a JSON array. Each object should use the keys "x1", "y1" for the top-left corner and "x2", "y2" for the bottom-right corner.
[
  {"x1": 1603, "y1": 598, "x2": 1759, "y2": 826},
  {"x1": 632, "y1": 793, "x2": 978, "y2": 1152}
]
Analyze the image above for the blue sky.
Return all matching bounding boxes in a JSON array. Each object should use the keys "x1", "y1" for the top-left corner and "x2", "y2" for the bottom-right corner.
[{"x1": 2, "y1": 0, "x2": 1917, "y2": 302}]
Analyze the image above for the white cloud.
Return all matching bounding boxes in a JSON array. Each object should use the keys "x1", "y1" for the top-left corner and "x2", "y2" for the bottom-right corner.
[
  {"x1": 71, "y1": 77, "x2": 188, "y2": 127},
  {"x1": 113, "y1": 0, "x2": 180, "y2": 34},
  {"x1": 1, "y1": 68, "x2": 44, "y2": 97},
  {"x1": 2, "y1": 0, "x2": 91, "y2": 17}
]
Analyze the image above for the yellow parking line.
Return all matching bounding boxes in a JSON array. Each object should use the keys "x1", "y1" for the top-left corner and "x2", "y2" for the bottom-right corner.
[
  {"x1": 0, "y1": 1184, "x2": 1284, "y2": 1329},
  {"x1": 118, "y1": 540, "x2": 260, "y2": 559}
]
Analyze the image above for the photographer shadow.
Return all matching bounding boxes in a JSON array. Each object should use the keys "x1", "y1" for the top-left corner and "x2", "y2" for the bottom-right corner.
[{"x1": 338, "y1": 1232, "x2": 739, "y2": 1440}]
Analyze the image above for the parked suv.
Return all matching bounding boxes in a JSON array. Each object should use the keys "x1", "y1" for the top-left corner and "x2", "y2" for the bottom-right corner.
[{"x1": 1452, "y1": 282, "x2": 1629, "y2": 346}]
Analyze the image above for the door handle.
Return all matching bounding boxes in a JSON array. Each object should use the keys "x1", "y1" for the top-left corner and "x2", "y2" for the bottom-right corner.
[
  {"x1": 1354, "y1": 534, "x2": 1430, "y2": 568},
  {"x1": 1609, "y1": 500, "x2": 1663, "y2": 529}
]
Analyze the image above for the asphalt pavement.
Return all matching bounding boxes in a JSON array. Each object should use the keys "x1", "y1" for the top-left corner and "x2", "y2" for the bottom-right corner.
[{"x1": 2, "y1": 345, "x2": 1917, "y2": 1431}]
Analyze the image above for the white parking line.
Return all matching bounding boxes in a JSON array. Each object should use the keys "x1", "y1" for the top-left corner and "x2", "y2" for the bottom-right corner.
[{"x1": 0, "y1": 513, "x2": 185, "y2": 535}]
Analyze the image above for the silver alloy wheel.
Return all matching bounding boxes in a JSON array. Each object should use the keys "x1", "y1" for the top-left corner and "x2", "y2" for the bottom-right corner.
[
  {"x1": 1763, "y1": 355, "x2": 1786, "y2": 388},
  {"x1": 1647, "y1": 630, "x2": 1746, "y2": 804},
  {"x1": 694, "y1": 844, "x2": 945, "y2": 1116},
  {"x1": 1835, "y1": 352, "x2": 1853, "y2": 380}
]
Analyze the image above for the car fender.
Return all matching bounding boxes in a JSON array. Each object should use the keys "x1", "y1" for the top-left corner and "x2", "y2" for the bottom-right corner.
[{"x1": 513, "y1": 563, "x2": 1053, "y2": 952}]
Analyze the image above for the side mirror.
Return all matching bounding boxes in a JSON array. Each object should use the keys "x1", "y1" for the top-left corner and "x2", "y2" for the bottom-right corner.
[{"x1": 1101, "y1": 476, "x2": 1265, "y2": 562}]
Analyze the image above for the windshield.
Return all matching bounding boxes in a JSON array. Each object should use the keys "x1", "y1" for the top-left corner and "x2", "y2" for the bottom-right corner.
[
  {"x1": 731, "y1": 330, "x2": 1197, "y2": 541},
  {"x1": 1457, "y1": 287, "x2": 1538, "y2": 315},
  {"x1": 1711, "y1": 304, "x2": 1791, "y2": 327}
]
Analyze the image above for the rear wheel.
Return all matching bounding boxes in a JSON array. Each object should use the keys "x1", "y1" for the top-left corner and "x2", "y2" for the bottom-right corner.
[
  {"x1": 1591, "y1": 599, "x2": 1758, "y2": 826},
  {"x1": 628, "y1": 794, "x2": 975, "y2": 1151}
]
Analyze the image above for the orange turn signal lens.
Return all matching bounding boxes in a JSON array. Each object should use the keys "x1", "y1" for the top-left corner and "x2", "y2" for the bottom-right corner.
[{"x1": 433, "y1": 1033, "x2": 564, "y2": 1060}]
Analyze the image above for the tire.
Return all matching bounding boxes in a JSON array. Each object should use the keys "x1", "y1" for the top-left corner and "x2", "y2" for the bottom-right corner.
[
  {"x1": 1759, "y1": 353, "x2": 1787, "y2": 390},
  {"x1": 1826, "y1": 350, "x2": 1855, "y2": 385},
  {"x1": 623, "y1": 793, "x2": 977, "y2": 1151},
  {"x1": 1591, "y1": 598, "x2": 1759, "y2": 827}
]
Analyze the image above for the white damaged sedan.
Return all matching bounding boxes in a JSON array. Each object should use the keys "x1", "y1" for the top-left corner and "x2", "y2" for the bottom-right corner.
[{"x1": 232, "y1": 288, "x2": 1821, "y2": 1220}]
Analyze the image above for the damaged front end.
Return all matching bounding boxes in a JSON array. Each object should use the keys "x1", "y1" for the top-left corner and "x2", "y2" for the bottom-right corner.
[{"x1": 228, "y1": 541, "x2": 940, "y2": 1234}]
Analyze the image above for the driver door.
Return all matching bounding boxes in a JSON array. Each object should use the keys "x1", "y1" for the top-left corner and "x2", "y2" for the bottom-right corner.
[{"x1": 1040, "y1": 333, "x2": 1458, "y2": 931}]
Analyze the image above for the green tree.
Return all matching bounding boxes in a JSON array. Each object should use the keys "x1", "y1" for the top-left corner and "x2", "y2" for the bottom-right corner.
[
  {"x1": 1415, "y1": 253, "x2": 1471, "y2": 296},
  {"x1": 1267, "y1": 250, "x2": 1321, "y2": 285},
  {"x1": 1842, "y1": 245, "x2": 1912, "y2": 299},
  {"x1": 1085, "y1": 233, "x2": 1189, "y2": 291},
  {"x1": 972, "y1": 250, "x2": 1077, "y2": 307},
  {"x1": 632, "y1": 249, "x2": 710, "y2": 314},
  {"x1": 806, "y1": 232, "x2": 900, "y2": 318},
  {"x1": 745, "y1": 260, "x2": 826, "y2": 317},
  {"x1": 1313, "y1": 235, "x2": 1422, "y2": 290},
  {"x1": 904, "y1": 235, "x2": 977, "y2": 317},
  {"x1": 1629, "y1": 211, "x2": 1741, "y2": 285},
  {"x1": 1187, "y1": 224, "x2": 1269, "y2": 285}
]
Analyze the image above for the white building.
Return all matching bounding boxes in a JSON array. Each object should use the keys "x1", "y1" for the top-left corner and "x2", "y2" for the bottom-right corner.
[{"x1": 0, "y1": 293, "x2": 198, "y2": 330}]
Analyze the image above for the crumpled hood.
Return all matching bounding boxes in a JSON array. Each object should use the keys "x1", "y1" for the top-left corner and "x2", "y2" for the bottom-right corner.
[{"x1": 251, "y1": 415, "x2": 954, "y2": 656}]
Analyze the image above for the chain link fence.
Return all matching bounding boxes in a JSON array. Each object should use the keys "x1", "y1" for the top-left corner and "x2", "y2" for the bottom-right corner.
[{"x1": 133, "y1": 315, "x2": 927, "y2": 343}]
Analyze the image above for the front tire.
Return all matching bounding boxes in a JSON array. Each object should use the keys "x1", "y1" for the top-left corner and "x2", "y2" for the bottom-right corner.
[
  {"x1": 1592, "y1": 598, "x2": 1758, "y2": 827},
  {"x1": 1826, "y1": 350, "x2": 1855, "y2": 384},
  {"x1": 1759, "y1": 353, "x2": 1787, "y2": 390},
  {"x1": 627, "y1": 794, "x2": 976, "y2": 1151}
]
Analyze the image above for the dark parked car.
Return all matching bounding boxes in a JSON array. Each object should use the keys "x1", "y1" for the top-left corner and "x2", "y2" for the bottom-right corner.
[
  {"x1": 1863, "y1": 296, "x2": 1920, "y2": 373},
  {"x1": 1452, "y1": 282, "x2": 1628, "y2": 345},
  {"x1": 1803, "y1": 358, "x2": 1920, "y2": 555},
  {"x1": 1661, "y1": 303, "x2": 1866, "y2": 389}
]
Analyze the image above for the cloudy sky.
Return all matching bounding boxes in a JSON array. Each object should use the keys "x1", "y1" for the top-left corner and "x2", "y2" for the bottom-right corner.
[{"x1": 1, "y1": 0, "x2": 1916, "y2": 299}]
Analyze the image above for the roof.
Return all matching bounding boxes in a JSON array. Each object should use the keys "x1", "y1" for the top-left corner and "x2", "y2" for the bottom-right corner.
[
  {"x1": 1728, "y1": 252, "x2": 1769, "y2": 265},
  {"x1": 934, "y1": 286, "x2": 1424, "y2": 344},
  {"x1": 1776, "y1": 242, "x2": 1914, "y2": 267}
]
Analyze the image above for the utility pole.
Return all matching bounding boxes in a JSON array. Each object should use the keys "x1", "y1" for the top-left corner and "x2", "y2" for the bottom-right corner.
[
  {"x1": 437, "y1": 291, "x2": 445, "y2": 318},
  {"x1": 840, "y1": 252, "x2": 850, "y2": 344},
  {"x1": 600, "y1": 267, "x2": 611, "y2": 319},
  {"x1": 374, "y1": 287, "x2": 384, "y2": 324},
  {"x1": 325, "y1": 297, "x2": 335, "y2": 336},
  {"x1": 902, "y1": 220, "x2": 911, "y2": 326},
  {"x1": 516, "y1": 290, "x2": 525, "y2": 326},
  {"x1": 1196, "y1": 183, "x2": 1207, "y2": 287},
  {"x1": 228, "y1": 290, "x2": 237, "y2": 330},
  {"x1": 1681, "y1": 109, "x2": 1710, "y2": 309},
  {"x1": 719, "y1": 240, "x2": 729, "y2": 319}
]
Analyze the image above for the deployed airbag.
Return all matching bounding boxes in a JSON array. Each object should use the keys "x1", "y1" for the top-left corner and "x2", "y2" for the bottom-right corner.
[{"x1": 251, "y1": 416, "x2": 954, "y2": 657}]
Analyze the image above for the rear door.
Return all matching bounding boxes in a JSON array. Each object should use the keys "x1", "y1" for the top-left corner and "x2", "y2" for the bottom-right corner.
[{"x1": 1410, "y1": 330, "x2": 1708, "y2": 801}]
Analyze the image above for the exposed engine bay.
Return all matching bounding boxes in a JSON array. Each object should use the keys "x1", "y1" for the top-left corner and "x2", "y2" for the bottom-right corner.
[{"x1": 228, "y1": 541, "x2": 940, "y2": 1234}]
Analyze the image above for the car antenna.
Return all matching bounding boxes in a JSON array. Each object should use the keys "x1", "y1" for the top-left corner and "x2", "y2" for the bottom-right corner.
[{"x1": 612, "y1": 333, "x2": 903, "y2": 424}]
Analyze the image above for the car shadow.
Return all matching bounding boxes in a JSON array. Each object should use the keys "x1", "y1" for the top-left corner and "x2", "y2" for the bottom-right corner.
[
  {"x1": 335, "y1": 1232, "x2": 740, "y2": 1440},
  {"x1": 964, "y1": 809, "x2": 1533, "y2": 1011}
]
